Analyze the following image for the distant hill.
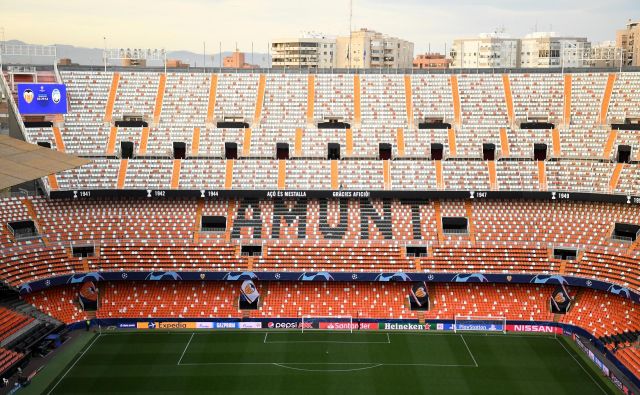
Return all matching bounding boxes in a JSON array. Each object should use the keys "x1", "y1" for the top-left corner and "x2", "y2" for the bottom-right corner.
[{"x1": 2, "y1": 40, "x2": 271, "y2": 68}]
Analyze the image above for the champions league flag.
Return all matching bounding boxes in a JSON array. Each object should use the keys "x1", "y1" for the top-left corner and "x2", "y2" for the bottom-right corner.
[
  {"x1": 550, "y1": 284, "x2": 572, "y2": 314},
  {"x1": 409, "y1": 282, "x2": 429, "y2": 310},
  {"x1": 240, "y1": 280, "x2": 260, "y2": 304}
]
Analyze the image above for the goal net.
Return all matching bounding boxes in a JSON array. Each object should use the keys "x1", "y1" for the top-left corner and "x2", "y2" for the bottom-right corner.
[
  {"x1": 301, "y1": 315, "x2": 354, "y2": 333},
  {"x1": 454, "y1": 315, "x2": 506, "y2": 334}
]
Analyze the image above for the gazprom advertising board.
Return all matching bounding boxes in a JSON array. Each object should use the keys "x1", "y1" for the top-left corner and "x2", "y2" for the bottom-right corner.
[{"x1": 17, "y1": 84, "x2": 67, "y2": 115}]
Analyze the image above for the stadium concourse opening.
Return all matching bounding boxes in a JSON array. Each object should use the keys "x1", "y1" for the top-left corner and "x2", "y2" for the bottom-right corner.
[
  {"x1": 120, "y1": 141, "x2": 134, "y2": 159},
  {"x1": 327, "y1": 143, "x2": 340, "y2": 159},
  {"x1": 225, "y1": 142, "x2": 238, "y2": 159},
  {"x1": 201, "y1": 215, "x2": 226, "y2": 232}
]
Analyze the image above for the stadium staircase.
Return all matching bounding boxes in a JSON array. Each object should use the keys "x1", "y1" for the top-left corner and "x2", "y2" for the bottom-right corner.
[
  {"x1": 294, "y1": 128, "x2": 303, "y2": 156},
  {"x1": 242, "y1": 128, "x2": 252, "y2": 156},
  {"x1": 253, "y1": 74, "x2": 266, "y2": 127},
  {"x1": 502, "y1": 74, "x2": 515, "y2": 128},
  {"x1": 104, "y1": 72, "x2": 120, "y2": 123},
  {"x1": 206, "y1": 74, "x2": 218, "y2": 127},
  {"x1": 51, "y1": 126, "x2": 65, "y2": 153},
  {"x1": 499, "y1": 127, "x2": 510, "y2": 157},
  {"x1": 106, "y1": 126, "x2": 118, "y2": 155},
  {"x1": 170, "y1": 159, "x2": 182, "y2": 189},
  {"x1": 345, "y1": 128, "x2": 353, "y2": 157},
  {"x1": 600, "y1": 73, "x2": 616, "y2": 125},
  {"x1": 116, "y1": 159, "x2": 128, "y2": 189},
  {"x1": 603, "y1": 129, "x2": 617, "y2": 159},
  {"x1": 152, "y1": 73, "x2": 166, "y2": 127},
  {"x1": 353, "y1": 75, "x2": 361, "y2": 127},
  {"x1": 20, "y1": 198, "x2": 47, "y2": 244},
  {"x1": 610, "y1": 163, "x2": 624, "y2": 192},
  {"x1": 191, "y1": 127, "x2": 201, "y2": 156},
  {"x1": 552, "y1": 128, "x2": 561, "y2": 157},
  {"x1": 224, "y1": 159, "x2": 234, "y2": 189},
  {"x1": 450, "y1": 75, "x2": 461, "y2": 128},
  {"x1": 537, "y1": 161, "x2": 547, "y2": 190},
  {"x1": 307, "y1": 74, "x2": 315, "y2": 127},
  {"x1": 563, "y1": 74, "x2": 572, "y2": 127},
  {"x1": 396, "y1": 128, "x2": 405, "y2": 157},
  {"x1": 447, "y1": 128, "x2": 457, "y2": 157},
  {"x1": 404, "y1": 75, "x2": 413, "y2": 129}
]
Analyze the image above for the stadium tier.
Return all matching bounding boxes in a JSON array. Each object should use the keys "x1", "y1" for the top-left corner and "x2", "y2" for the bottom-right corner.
[
  {"x1": 25, "y1": 281, "x2": 640, "y2": 374},
  {"x1": 1, "y1": 197, "x2": 639, "y2": 289},
  {"x1": 2, "y1": 69, "x2": 639, "y2": 197}
]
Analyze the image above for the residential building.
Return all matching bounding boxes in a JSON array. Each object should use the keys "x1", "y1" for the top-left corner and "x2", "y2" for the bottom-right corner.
[
  {"x1": 223, "y1": 51, "x2": 257, "y2": 69},
  {"x1": 520, "y1": 32, "x2": 591, "y2": 68},
  {"x1": 413, "y1": 53, "x2": 451, "y2": 69},
  {"x1": 588, "y1": 41, "x2": 623, "y2": 68},
  {"x1": 616, "y1": 20, "x2": 640, "y2": 66},
  {"x1": 271, "y1": 34, "x2": 336, "y2": 68},
  {"x1": 450, "y1": 33, "x2": 519, "y2": 68},
  {"x1": 335, "y1": 29, "x2": 414, "y2": 69}
]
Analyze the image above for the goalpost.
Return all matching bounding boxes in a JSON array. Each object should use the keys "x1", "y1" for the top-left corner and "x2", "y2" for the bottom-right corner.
[
  {"x1": 301, "y1": 315, "x2": 354, "y2": 334},
  {"x1": 454, "y1": 315, "x2": 507, "y2": 334}
]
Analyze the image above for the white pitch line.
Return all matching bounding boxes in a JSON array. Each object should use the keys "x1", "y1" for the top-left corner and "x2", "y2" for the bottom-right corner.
[
  {"x1": 272, "y1": 363, "x2": 383, "y2": 372},
  {"x1": 460, "y1": 335, "x2": 478, "y2": 367},
  {"x1": 264, "y1": 340, "x2": 391, "y2": 344},
  {"x1": 387, "y1": 333, "x2": 391, "y2": 344},
  {"x1": 264, "y1": 332, "x2": 268, "y2": 344},
  {"x1": 177, "y1": 361, "x2": 476, "y2": 367},
  {"x1": 555, "y1": 338, "x2": 607, "y2": 395},
  {"x1": 177, "y1": 332, "x2": 195, "y2": 365},
  {"x1": 47, "y1": 334, "x2": 102, "y2": 395}
]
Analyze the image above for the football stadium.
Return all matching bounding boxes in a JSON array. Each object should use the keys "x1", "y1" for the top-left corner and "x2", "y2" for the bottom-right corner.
[{"x1": 0, "y1": 3, "x2": 639, "y2": 394}]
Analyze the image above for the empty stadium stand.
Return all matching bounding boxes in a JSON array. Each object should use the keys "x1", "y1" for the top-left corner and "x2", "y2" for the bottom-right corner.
[{"x1": 4, "y1": 68, "x2": 638, "y2": 196}]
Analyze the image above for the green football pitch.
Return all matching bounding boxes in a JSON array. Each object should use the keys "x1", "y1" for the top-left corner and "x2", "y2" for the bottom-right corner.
[{"x1": 37, "y1": 330, "x2": 619, "y2": 394}]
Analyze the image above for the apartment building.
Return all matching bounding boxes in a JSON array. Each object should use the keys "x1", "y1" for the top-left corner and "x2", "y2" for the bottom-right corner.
[
  {"x1": 413, "y1": 53, "x2": 451, "y2": 69},
  {"x1": 616, "y1": 20, "x2": 640, "y2": 66},
  {"x1": 271, "y1": 35, "x2": 336, "y2": 68},
  {"x1": 335, "y1": 29, "x2": 414, "y2": 69},
  {"x1": 520, "y1": 32, "x2": 591, "y2": 68},
  {"x1": 450, "y1": 34, "x2": 520, "y2": 68}
]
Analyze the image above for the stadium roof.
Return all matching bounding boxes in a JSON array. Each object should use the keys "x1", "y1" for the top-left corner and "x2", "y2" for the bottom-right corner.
[{"x1": 0, "y1": 135, "x2": 90, "y2": 190}]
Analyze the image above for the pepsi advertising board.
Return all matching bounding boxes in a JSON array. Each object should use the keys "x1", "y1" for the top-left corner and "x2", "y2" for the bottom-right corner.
[{"x1": 17, "y1": 84, "x2": 67, "y2": 115}]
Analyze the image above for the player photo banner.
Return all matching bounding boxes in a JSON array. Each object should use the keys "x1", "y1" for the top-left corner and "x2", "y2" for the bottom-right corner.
[
  {"x1": 550, "y1": 285, "x2": 572, "y2": 313},
  {"x1": 240, "y1": 280, "x2": 260, "y2": 303},
  {"x1": 410, "y1": 282, "x2": 429, "y2": 307}
]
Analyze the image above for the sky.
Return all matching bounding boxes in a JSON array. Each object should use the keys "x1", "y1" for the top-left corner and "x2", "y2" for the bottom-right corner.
[{"x1": 1, "y1": 0, "x2": 638, "y2": 55}]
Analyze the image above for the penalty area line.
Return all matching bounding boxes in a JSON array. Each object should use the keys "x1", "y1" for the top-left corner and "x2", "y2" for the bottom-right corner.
[
  {"x1": 460, "y1": 334, "x2": 478, "y2": 367},
  {"x1": 177, "y1": 332, "x2": 195, "y2": 366}
]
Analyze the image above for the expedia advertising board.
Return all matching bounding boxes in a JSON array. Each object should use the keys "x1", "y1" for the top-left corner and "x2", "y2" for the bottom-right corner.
[{"x1": 18, "y1": 83, "x2": 68, "y2": 115}]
